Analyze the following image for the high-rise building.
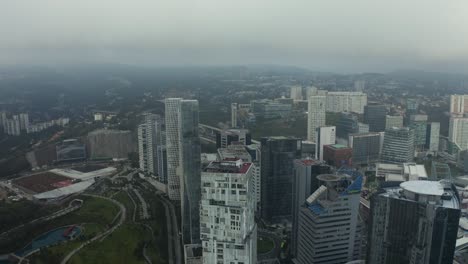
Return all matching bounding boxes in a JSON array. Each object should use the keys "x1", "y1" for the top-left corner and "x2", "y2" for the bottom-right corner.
[
  {"x1": 291, "y1": 159, "x2": 330, "y2": 257},
  {"x1": 200, "y1": 159, "x2": 257, "y2": 264},
  {"x1": 426, "y1": 122, "x2": 440, "y2": 152},
  {"x1": 307, "y1": 96, "x2": 326, "y2": 142},
  {"x1": 450, "y1": 94, "x2": 468, "y2": 115},
  {"x1": 5, "y1": 118, "x2": 21, "y2": 136},
  {"x1": 19, "y1": 113, "x2": 29, "y2": 132},
  {"x1": 380, "y1": 127, "x2": 414, "y2": 164},
  {"x1": 325, "y1": 92, "x2": 368, "y2": 114},
  {"x1": 385, "y1": 115, "x2": 403, "y2": 130},
  {"x1": 251, "y1": 99, "x2": 292, "y2": 119},
  {"x1": 178, "y1": 100, "x2": 202, "y2": 245},
  {"x1": 216, "y1": 129, "x2": 251, "y2": 149},
  {"x1": 406, "y1": 98, "x2": 419, "y2": 114},
  {"x1": 367, "y1": 181, "x2": 461, "y2": 264},
  {"x1": 0, "y1": 112, "x2": 6, "y2": 130},
  {"x1": 138, "y1": 114, "x2": 160, "y2": 177},
  {"x1": 348, "y1": 132, "x2": 383, "y2": 165},
  {"x1": 315, "y1": 126, "x2": 336, "y2": 161},
  {"x1": 364, "y1": 103, "x2": 387, "y2": 132},
  {"x1": 305, "y1": 86, "x2": 318, "y2": 99},
  {"x1": 336, "y1": 112, "x2": 359, "y2": 139},
  {"x1": 290, "y1": 85, "x2": 303, "y2": 101},
  {"x1": 295, "y1": 174, "x2": 363, "y2": 264},
  {"x1": 409, "y1": 114, "x2": 428, "y2": 149},
  {"x1": 231, "y1": 103, "x2": 238, "y2": 128},
  {"x1": 323, "y1": 144, "x2": 353, "y2": 167},
  {"x1": 165, "y1": 98, "x2": 183, "y2": 200},
  {"x1": 449, "y1": 117, "x2": 468, "y2": 151},
  {"x1": 260, "y1": 136, "x2": 302, "y2": 222}
]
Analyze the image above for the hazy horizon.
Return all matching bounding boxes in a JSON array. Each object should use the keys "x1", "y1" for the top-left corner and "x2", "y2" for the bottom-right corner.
[{"x1": 1, "y1": 0, "x2": 468, "y2": 73}]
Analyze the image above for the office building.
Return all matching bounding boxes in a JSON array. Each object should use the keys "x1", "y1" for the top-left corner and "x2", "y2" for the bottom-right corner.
[
  {"x1": 200, "y1": 159, "x2": 257, "y2": 264},
  {"x1": 364, "y1": 104, "x2": 387, "y2": 132},
  {"x1": 260, "y1": 136, "x2": 302, "y2": 222},
  {"x1": 409, "y1": 114, "x2": 428, "y2": 149},
  {"x1": 251, "y1": 99, "x2": 292, "y2": 119},
  {"x1": 138, "y1": 114, "x2": 160, "y2": 177},
  {"x1": 426, "y1": 122, "x2": 440, "y2": 152},
  {"x1": 449, "y1": 117, "x2": 468, "y2": 151},
  {"x1": 357, "y1": 123, "x2": 369, "y2": 133},
  {"x1": 291, "y1": 159, "x2": 330, "y2": 257},
  {"x1": 367, "y1": 181, "x2": 461, "y2": 264},
  {"x1": 295, "y1": 174, "x2": 363, "y2": 264},
  {"x1": 315, "y1": 126, "x2": 336, "y2": 161},
  {"x1": 450, "y1": 94, "x2": 468, "y2": 115},
  {"x1": 56, "y1": 139, "x2": 86, "y2": 161},
  {"x1": 431, "y1": 162, "x2": 452, "y2": 181},
  {"x1": 326, "y1": 92, "x2": 368, "y2": 114},
  {"x1": 336, "y1": 112, "x2": 359, "y2": 139},
  {"x1": 380, "y1": 127, "x2": 414, "y2": 164},
  {"x1": 165, "y1": 98, "x2": 182, "y2": 200},
  {"x1": 178, "y1": 100, "x2": 202, "y2": 245},
  {"x1": 307, "y1": 96, "x2": 326, "y2": 142},
  {"x1": 385, "y1": 115, "x2": 403, "y2": 130},
  {"x1": 216, "y1": 129, "x2": 251, "y2": 149},
  {"x1": 88, "y1": 129, "x2": 135, "y2": 160},
  {"x1": 290, "y1": 85, "x2": 303, "y2": 101},
  {"x1": 184, "y1": 244, "x2": 203, "y2": 264},
  {"x1": 348, "y1": 132, "x2": 383, "y2": 165},
  {"x1": 406, "y1": 98, "x2": 419, "y2": 114},
  {"x1": 231, "y1": 103, "x2": 238, "y2": 128},
  {"x1": 323, "y1": 144, "x2": 352, "y2": 167}
]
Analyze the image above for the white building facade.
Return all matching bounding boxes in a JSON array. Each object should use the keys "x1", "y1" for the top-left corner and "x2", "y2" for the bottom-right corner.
[
  {"x1": 165, "y1": 98, "x2": 182, "y2": 200},
  {"x1": 307, "y1": 96, "x2": 326, "y2": 142},
  {"x1": 315, "y1": 126, "x2": 336, "y2": 161},
  {"x1": 326, "y1": 92, "x2": 367, "y2": 114},
  {"x1": 200, "y1": 160, "x2": 257, "y2": 264}
]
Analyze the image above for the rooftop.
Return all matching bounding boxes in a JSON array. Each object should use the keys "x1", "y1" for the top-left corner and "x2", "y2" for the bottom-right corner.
[
  {"x1": 295, "y1": 159, "x2": 323, "y2": 166},
  {"x1": 326, "y1": 144, "x2": 350, "y2": 150},
  {"x1": 401, "y1": 181, "x2": 444, "y2": 196},
  {"x1": 203, "y1": 161, "x2": 252, "y2": 174}
]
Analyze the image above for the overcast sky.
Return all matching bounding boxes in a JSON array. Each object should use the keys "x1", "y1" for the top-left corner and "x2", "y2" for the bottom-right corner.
[{"x1": 1, "y1": 0, "x2": 468, "y2": 73}]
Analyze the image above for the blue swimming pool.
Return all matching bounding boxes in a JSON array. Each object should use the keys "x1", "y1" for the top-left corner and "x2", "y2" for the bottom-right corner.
[{"x1": 15, "y1": 225, "x2": 82, "y2": 257}]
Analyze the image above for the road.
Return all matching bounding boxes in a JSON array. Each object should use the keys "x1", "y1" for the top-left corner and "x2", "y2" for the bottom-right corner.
[
  {"x1": 159, "y1": 194, "x2": 182, "y2": 264},
  {"x1": 60, "y1": 194, "x2": 126, "y2": 264},
  {"x1": 257, "y1": 229, "x2": 282, "y2": 263}
]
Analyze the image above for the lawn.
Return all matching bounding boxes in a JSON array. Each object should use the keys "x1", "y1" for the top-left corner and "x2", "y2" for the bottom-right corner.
[
  {"x1": 257, "y1": 237, "x2": 275, "y2": 254},
  {"x1": 69, "y1": 223, "x2": 148, "y2": 264}
]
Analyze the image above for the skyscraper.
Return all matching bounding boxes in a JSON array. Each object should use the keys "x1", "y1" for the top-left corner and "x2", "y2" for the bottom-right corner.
[
  {"x1": 290, "y1": 85, "x2": 303, "y2": 101},
  {"x1": 336, "y1": 112, "x2": 359, "y2": 139},
  {"x1": 409, "y1": 114, "x2": 428, "y2": 150},
  {"x1": 216, "y1": 129, "x2": 251, "y2": 149},
  {"x1": 19, "y1": 113, "x2": 29, "y2": 132},
  {"x1": 200, "y1": 159, "x2": 257, "y2": 264},
  {"x1": 315, "y1": 126, "x2": 336, "y2": 161},
  {"x1": 364, "y1": 103, "x2": 387, "y2": 132},
  {"x1": 231, "y1": 103, "x2": 238, "y2": 128},
  {"x1": 307, "y1": 96, "x2": 326, "y2": 142},
  {"x1": 165, "y1": 98, "x2": 183, "y2": 200},
  {"x1": 291, "y1": 159, "x2": 330, "y2": 257},
  {"x1": 450, "y1": 94, "x2": 468, "y2": 115},
  {"x1": 138, "y1": 113, "x2": 160, "y2": 177},
  {"x1": 348, "y1": 132, "x2": 384, "y2": 165},
  {"x1": 295, "y1": 174, "x2": 363, "y2": 264},
  {"x1": 178, "y1": 100, "x2": 202, "y2": 245},
  {"x1": 367, "y1": 181, "x2": 461, "y2": 264},
  {"x1": 449, "y1": 117, "x2": 468, "y2": 151},
  {"x1": 380, "y1": 127, "x2": 414, "y2": 164},
  {"x1": 426, "y1": 122, "x2": 440, "y2": 152},
  {"x1": 260, "y1": 136, "x2": 302, "y2": 222}
]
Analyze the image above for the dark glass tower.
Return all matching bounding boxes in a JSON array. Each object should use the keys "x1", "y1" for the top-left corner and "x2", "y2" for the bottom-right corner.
[{"x1": 260, "y1": 136, "x2": 301, "y2": 223}]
